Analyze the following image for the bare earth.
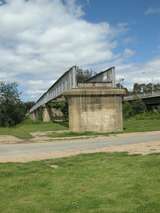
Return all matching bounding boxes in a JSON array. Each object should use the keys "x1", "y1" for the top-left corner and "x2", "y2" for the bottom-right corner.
[{"x1": 0, "y1": 131, "x2": 160, "y2": 163}]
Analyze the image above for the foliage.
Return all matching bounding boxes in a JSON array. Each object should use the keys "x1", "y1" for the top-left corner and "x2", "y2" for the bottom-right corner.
[
  {"x1": 24, "y1": 101, "x2": 35, "y2": 113},
  {"x1": 133, "y1": 82, "x2": 160, "y2": 94},
  {"x1": 133, "y1": 111, "x2": 160, "y2": 120},
  {"x1": 48, "y1": 131, "x2": 110, "y2": 138},
  {"x1": 0, "y1": 112, "x2": 159, "y2": 139},
  {"x1": 123, "y1": 98, "x2": 147, "y2": 119},
  {"x1": 76, "y1": 68, "x2": 96, "y2": 83},
  {"x1": 124, "y1": 113, "x2": 160, "y2": 132},
  {"x1": 0, "y1": 118, "x2": 67, "y2": 139},
  {"x1": 132, "y1": 98, "x2": 147, "y2": 114},
  {"x1": 48, "y1": 100, "x2": 68, "y2": 120},
  {"x1": 0, "y1": 153, "x2": 160, "y2": 212},
  {"x1": 0, "y1": 82, "x2": 25, "y2": 127}
]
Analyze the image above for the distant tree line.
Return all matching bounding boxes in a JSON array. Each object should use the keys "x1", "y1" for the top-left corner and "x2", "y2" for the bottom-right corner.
[
  {"x1": 117, "y1": 82, "x2": 160, "y2": 95},
  {"x1": 132, "y1": 83, "x2": 160, "y2": 94}
]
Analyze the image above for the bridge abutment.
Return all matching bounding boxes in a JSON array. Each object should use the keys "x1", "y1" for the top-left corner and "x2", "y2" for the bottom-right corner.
[{"x1": 65, "y1": 86, "x2": 125, "y2": 132}]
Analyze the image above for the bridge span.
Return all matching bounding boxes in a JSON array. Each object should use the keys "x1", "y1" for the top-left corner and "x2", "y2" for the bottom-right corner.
[
  {"x1": 124, "y1": 92, "x2": 160, "y2": 109},
  {"x1": 30, "y1": 66, "x2": 116, "y2": 113},
  {"x1": 30, "y1": 66, "x2": 125, "y2": 132}
]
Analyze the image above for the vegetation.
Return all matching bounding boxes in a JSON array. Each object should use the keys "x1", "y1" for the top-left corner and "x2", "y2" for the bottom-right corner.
[
  {"x1": 0, "y1": 82, "x2": 26, "y2": 127},
  {"x1": 48, "y1": 100, "x2": 68, "y2": 120},
  {"x1": 123, "y1": 98, "x2": 147, "y2": 119},
  {"x1": 48, "y1": 131, "x2": 110, "y2": 138},
  {"x1": 0, "y1": 111, "x2": 159, "y2": 139},
  {"x1": 0, "y1": 119, "x2": 67, "y2": 139},
  {"x1": 0, "y1": 153, "x2": 160, "y2": 213},
  {"x1": 76, "y1": 68, "x2": 96, "y2": 83},
  {"x1": 133, "y1": 82, "x2": 160, "y2": 94},
  {"x1": 124, "y1": 112, "x2": 160, "y2": 132}
]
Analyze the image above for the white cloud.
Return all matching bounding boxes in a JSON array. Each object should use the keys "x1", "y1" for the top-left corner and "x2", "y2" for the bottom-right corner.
[
  {"x1": 0, "y1": 0, "x2": 122, "y2": 100},
  {"x1": 122, "y1": 48, "x2": 135, "y2": 58},
  {"x1": 0, "y1": 0, "x2": 159, "y2": 101},
  {"x1": 145, "y1": 7, "x2": 160, "y2": 15},
  {"x1": 116, "y1": 57, "x2": 160, "y2": 90}
]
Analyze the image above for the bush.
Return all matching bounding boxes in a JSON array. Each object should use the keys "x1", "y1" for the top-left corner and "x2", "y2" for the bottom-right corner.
[
  {"x1": 48, "y1": 100, "x2": 68, "y2": 120},
  {"x1": 0, "y1": 82, "x2": 25, "y2": 127},
  {"x1": 123, "y1": 98, "x2": 147, "y2": 119}
]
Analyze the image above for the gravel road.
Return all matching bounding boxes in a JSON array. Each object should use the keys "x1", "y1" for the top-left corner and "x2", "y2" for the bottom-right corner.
[{"x1": 0, "y1": 131, "x2": 159, "y2": 162}]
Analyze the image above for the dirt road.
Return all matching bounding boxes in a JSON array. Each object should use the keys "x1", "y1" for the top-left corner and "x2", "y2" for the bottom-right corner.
[{"x1": 0, "y1": 131, "x2": 160, "y2": 162}]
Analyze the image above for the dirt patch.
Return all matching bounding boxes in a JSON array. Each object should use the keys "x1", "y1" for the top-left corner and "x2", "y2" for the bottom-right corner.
[
  {"x1": 0, "y1": 136, "x2": 24, "y2": 144},
  {"x1": 100, "y1": 140, "x2": 160, "y2": 155}
]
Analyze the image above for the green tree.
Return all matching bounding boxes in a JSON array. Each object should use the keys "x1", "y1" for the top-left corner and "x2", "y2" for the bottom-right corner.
[
  {"x1": 0, "y1": 82, "x2": 25, "y2": 127},
  {"x1": 123, "y1": 102, "x2": 133, "y2": 119}
]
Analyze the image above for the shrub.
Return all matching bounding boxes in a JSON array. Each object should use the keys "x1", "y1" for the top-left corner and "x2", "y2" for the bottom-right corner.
[
  {"x1": 123, "y1": 98, "x2": 147, "y2": 119},
  {"x1": 0, "y1": 82, "x2": 25, "y2": 127}
]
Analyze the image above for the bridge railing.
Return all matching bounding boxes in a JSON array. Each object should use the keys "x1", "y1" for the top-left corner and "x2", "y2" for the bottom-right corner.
[
  {"x1": 124, "y1": 92, "x2": 160, "y2": 101},
  {"x1": 30, "y1": 66, "x2": 116, "y2": 113},
  {"x1": 30, "y1": 66, "x2": 78, "y2": 113}
]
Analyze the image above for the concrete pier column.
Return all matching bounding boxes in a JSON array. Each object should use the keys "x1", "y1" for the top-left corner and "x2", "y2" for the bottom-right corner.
[
  {"x1": 30, "y1": 111, "x2": 37, "y2": 121},
  {"x1": 64, "y1": 86, "x2": 126, "y2": 132},
  {"x1": 42, "y1": 105, "x2": 51, "y2": 122}
]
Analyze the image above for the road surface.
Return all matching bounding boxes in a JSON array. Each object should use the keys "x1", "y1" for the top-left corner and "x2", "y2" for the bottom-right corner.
[{"x1": 0, "y1": 131, "x2": 160, "y2": 162}]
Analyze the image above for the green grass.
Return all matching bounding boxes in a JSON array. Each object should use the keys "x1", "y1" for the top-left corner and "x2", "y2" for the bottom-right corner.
[
  {"x1": 0, "y1": 153, "x2": 160, "y2": 213},
  {"x1": 0, "y1": 112, "x2": 159, "y2": 139},
  {"x1": 48, "y1": 131, "x2": 110, "y2": 138},
  {"x1": 0, "y1": 119, "x2": 68, "y2": 139},
  {"x1": 124, "y1": 112, "x2": 160, "y2": 133}
]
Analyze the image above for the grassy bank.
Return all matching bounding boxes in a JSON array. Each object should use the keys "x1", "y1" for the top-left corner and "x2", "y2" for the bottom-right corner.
[
  {"x1": 124, "y1": 112, "x2": 160, "y2": 132},
  {"x1": 0, "y1": 112, "x2": 159, "y2": 139},
  {"x1": 0, "y1": 120, "x2": 67, "y2": 139},
  {"x1": 0, "y1": 153, "x2": 160, "y2": 213}
]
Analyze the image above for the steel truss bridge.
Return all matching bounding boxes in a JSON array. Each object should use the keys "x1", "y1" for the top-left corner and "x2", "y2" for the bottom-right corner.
[{"x1": 30, "y1": 66, "x2": 116, "y2": 113}]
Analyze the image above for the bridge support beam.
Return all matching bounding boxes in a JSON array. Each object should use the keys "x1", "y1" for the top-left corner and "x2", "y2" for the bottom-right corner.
[
  {"x1": 65, "y1": 87, "x2": 125, "y2": 132},
  {"x1": 42, "y1": 105, "x2": 51, "y2": 122}
]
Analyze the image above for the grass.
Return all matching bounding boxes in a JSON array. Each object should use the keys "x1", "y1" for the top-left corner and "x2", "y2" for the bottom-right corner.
[
  {"x1": 124, "y1": 112, "x2": 160, "y2": 133},
  {"x1": 48, "y1": 131, "x2": 110, "y2": 138},
  {"x1": 0, "y1": 119, "x2": 68, "y2": 139},
  {"x1": 0, "y1": 112, "x2": 159, "y2": 139},
  {"x1": 0, "y1": 153, "x2": 160, "y2": 213}
]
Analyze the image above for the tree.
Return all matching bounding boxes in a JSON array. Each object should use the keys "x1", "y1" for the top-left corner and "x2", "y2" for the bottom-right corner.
[
  {"x1": 123, "y1": 98, "x2": 147, "y2": 119},
  {"x1": 76, "y1": 69, "x2": 96, "y2": 83},
  {"x1": 24, "y1": 101, "x2": 35, "y2": 113},
  {"x1": 0, "y1": 82, "x2": 25, "y2": 127}
]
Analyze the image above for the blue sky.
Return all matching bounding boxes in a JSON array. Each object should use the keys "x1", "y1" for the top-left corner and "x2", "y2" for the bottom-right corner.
[
  {"x1": 0, "y1": 0, "x2": 160, "y2": 101},
  {"x1": 81, "y1": 0, "x2": 160, "y2": 63}
]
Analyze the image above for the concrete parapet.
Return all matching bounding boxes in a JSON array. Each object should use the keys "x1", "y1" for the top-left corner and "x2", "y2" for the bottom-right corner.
[{"x1": 64, "y1": 87, "x2": 126, "y2": 132}]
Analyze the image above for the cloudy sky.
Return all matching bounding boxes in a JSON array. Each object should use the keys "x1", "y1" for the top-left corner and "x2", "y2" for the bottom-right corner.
[{"x1": 0, "y1": 0, "x2": 160, "y2": 101}]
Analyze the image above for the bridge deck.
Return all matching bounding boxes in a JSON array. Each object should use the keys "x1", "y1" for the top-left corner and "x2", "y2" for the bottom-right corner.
[{"x1": 124, "y1": 92, "x2": 160, "y2": 101}]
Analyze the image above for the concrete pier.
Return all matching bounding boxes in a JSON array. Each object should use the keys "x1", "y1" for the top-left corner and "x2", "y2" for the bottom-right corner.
[
  {"x1": 30, "y1": 111, "x2": 37, "y2": 121},
  {"x1": 64, "y1": 86, "x2": 125, "y2": 132},
  {"x1": 42, "y1": 106, "x2": 51, "y2": 122}
]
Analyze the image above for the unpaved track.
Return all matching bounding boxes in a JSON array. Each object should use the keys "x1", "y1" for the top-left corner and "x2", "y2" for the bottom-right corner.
[{"x1": 0, "y1": 131, "x2": 160, "y2": 162}]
